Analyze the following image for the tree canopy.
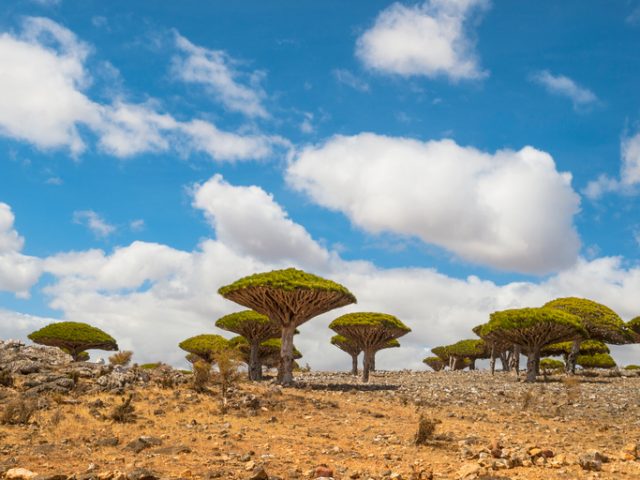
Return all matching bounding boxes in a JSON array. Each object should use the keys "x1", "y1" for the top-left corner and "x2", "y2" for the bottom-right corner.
[
  {"x1": 423, "y1": 356, "x2": 444, "y2": 371},
  {"x1": 28, "y1": 321, "x2": 118, "y2": 361},
  {"x1": 576, "y1": 353, "x2": 617, "y2": 369},
  {"x1": 542, "y1": 339, "x2": 609, "y2": 357},
  {"x1": 178, "y1": 334, "x2": 230, "y2": 363}
]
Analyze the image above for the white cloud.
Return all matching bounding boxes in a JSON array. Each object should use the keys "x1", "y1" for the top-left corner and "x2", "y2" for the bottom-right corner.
[
  {"x1": 172, "y1": 33, "x2": 268, "y2": 118},
  {"x1": 130, "y1": 219, "x2": 145, "y2": 232},
  {"x1": 192, "y1": 174, "x2": 332, "y2": 270},
  {"x1": 333, "y1": 69, "x2": 370, "y2": 92},
  {"x1": 0, "y1": 203, "x2": 42, "y2": 297},
  {"x1": 0, "y1": 18, "x2": 281, "y2": 163},
  {"x1": 532, "y1": 71, "x2": 597, "y2": 108},
  {"x1": 584, "y1": 132, "x2": 640, "y2": 199},
  {"x1": 73, "y1": 210, "x2": 116, "y2": 238},
  {"x1": 0, "y1": 309, "x2": 58, "y2": 340},
  {"x1": 355, "y1": 0, "x2": 488, "y2": 80},
  {"x1": 287, "y1": 133, "x2": 581, "y2": 274}
]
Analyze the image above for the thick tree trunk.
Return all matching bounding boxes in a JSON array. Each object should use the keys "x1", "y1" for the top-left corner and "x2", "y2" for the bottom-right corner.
[
  {"x1": 449, "y1": 356, "x2": 455, "y2": 370},
  {"x1": 249, "y1": 340, "x2": 261, "y2": 381},
  {"x1": 566, "y1": 339, "x2": 581, "y2": 374},
  {"x1": 371, "y1": 355, "x2": 376, "y2": 372},
  {"x1": 351, "y1": 353, "x2": 358, "y2": 375},
  {"x1": 525, "y1": 347, "x2": 540, "y2": 383},
  {"x1": 499, "y1": 351, "x2": 510, "y2": 372},
  {"x1": 362, "y1": 349, "x2": 374, "y2": 383},
  {"x1": 278, "y1": 323, "x2": 297, "y2": 386},
  {"x1": 469, "y1": 358, "x2": 476, "y2": 371}
]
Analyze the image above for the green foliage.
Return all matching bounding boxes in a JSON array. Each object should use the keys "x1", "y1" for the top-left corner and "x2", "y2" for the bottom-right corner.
[
  {"x1": 628, "y1": 316, "x2": 640, "y2": 335},
  {"x1": 483, "y1": 307, "x2": 586, "y2": 339},
  {"x1": 445, "y1": 339, "x2": 488, "y2": 359},
  {"x1": 543, "y1": 297, "x2": 629, "y2": 343},
  {"x1": 329, "y1": 312, "x2": 410, "y2": 332},
  {"x1": 218, "y1": 268, "x2": 355, "y2": 300},
  {"x1": 540, "y1": 358, "x2": 564, "y2": 371},
  {"x1": 215, "y1": 310, "x2": 275, "y2": 334},
  {"x1": 28, "y1": 321, "x2": 117, "y2": 350},
  {"x1": 542, "y1": 340, "x2": 609, "y2": 357},
  {"x1": 382, "y1": 338, "x2": 400, "y2": 349},
  {"x1": 179, "y1": 335, "x2": 230, "y2": 362},
  {"x1": 423, "y1": 356, "x2": 444, "y2": 371},
  {"x1": 260, "y1": 338, "x2": 302, "y2": 359},
  {"x1": 576, "y1": 353, "x2": 617, "y2": 369},
  {"x1": 430, "y1": 346, "x2": 450, "y2": 361},
  {"x1": 139, "y1": 362, "x2": 162, "y2": 370},
  {"x1": 624, "y1": 364, "x2": 640, "y2": 370}
]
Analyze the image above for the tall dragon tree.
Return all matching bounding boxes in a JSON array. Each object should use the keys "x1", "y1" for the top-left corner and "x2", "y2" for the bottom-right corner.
[
  {"x1": 28, "y1": 321, "x2": 118, "y2": 361},
  {"x1": 215, "y1": 310, "x2": 279, "y2": 381},
  {"x1": 331, "y1": 335, "x2": 361, "y2": 375},
  {"x1": 543, "y1": 297, "x2": 630, "y2": 374},
  {"x1": 219, "y1": 268, "x2": 356, "y2": 386},
  {"x1": 230, "y1": 336, "x2": 302, "y2": 372},
  {"x1": 480, "y1": 307, "x2": 586, "y2": 382},
  {"x1": 329, "y1": 312, "x2": 410, "y2": 383},
  {"x1": 444, "y1": 339, "x2": 489, "y2": 371}
]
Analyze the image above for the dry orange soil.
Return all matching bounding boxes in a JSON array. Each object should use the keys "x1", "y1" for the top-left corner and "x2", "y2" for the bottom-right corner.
[{"x1": 2, "y1": 370, "x2": 640, "y2": 480}]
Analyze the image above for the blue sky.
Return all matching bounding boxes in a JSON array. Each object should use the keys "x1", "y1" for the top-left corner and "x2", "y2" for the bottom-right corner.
[{"x1": 1, "y1": 0, "x2": 640, "y2": 369}]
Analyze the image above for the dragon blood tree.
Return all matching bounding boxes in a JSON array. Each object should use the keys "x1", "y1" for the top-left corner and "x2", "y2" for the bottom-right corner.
[
  {"x1": 329, "y1": 312, "x2": 410, "y2": 383},
  {"x1": 480, "y1": 308, "x2": 586, "y2": 382},
  {"x1": 229, "y1": 336, "x2": 302, "y2": 372},
  {"x1": 215, "y1": 310, "x2": 279, "y2": 381},
  {"x1": 28, "y1": 321, "x2": 118, "y2": 361},
  {"x1": 218, "y1": 268, "x2": 356, "y2": 386},
  {"x1": 331, "y1": 335, "x2": 361, "y2": 375},
  {"x1": 542, "y1": 339, "x2": 609, "y2": 365},
  {"x1": 179, "y1": 334, "x2": 230, "y2": 364},
  {"x1": 627, "y1": 316, "x2": 640, "y2": 339},
  {"x1": 543, "y1": 297, "x2": 630, "y2": 374},
  {"x1": 444, "y1": 339, "x2": 489, "y2": 371},
  {"x1": 576, "y1": 353, "x2": 617, "y2": 370},
  {"x1": 371, "y1": 338, "x2": 400, "y2": 371},
  {"x1": 473, "y1": 324, "x2": 516, "y2": 374},
  {"x1": 423, "y1": 356, "x2": 444, "y2": 371}
]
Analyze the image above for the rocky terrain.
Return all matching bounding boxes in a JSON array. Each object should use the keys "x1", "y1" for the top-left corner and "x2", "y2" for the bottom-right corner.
[{"x1": 2, "y1": 340, "x2": 640, "y2": 480}]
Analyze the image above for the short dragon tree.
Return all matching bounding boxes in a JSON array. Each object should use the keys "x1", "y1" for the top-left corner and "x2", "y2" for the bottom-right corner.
[
  {"x1": 219, "y1": 268, "x2": 356, "y2": 386},
  {"x1": 330, "y1": 335, "x2": 361, "y2": 375},
  {"x1": 480, "y1": 307, "x2": 586, "y2": 382},
  {"x1": 230, "y1": 336, "x2": 302, "y2": 373},
  {"x1": 423, "y1": 356, "x2": 444, "y2": 371},
  {"x1": 179, "y1": 334, "x2": 230, "y2": 364},
  {"x1": 329, "y1": 312, "x2": 410, "y2": 383},
  {"x1": 542, "y1": 339, "x2": 609, "y2": 365},
  {"x1": 215, "y1": 310, "x2": 279, "y2": 381},
  {"x1": 473, "y1": 324, "x2": 516, "y2": 374},
  {"x1": 28, "y1": 321, "x2": 118, "y2": 361},
  {"x1": 444, "y1": 339, "x2": 489, "y2": 371},
  {"x1": 543, "y1": 297, "x2": 630, "y2": 374},
  {"x1": 627, "y1": 316, "x2": 640, "y2": 340},
  {"x1": 576, "y1": 353, "x2": 617, "y2": 370}
]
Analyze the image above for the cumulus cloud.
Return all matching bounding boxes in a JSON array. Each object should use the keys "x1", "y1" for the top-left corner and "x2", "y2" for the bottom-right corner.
[
  {"x1": 172, "y1": 33, "x2": 268, "y2": 118},
  {"x1": 0, "y1": 203, "x2": 42, "y2": 297},
  {"x1": 333, "y1": 69, "x2": 370, "y2": 92},
  {"x1": 584, "y1": 131, "x2": 640, "y2": 199},
  {"x1": 72, "y1": 210, "x2": 116, "y2": 238},
  {"x1": 0, "y1": 18, "x2": 281, "y2": 162},
  {"x1": 531, "y1": 71, "x2": 597, "y2": 109},
  {"x1": 287, "y1": 133, "x2": 581, "y2": 274},
  {"x1": 3, "y1": 179, "x2": 640, "y2": 370},
  {"x1": 355, "y1": 0, "x2": 488, "y2": 80},
  {"x1": 192, "y1": 174, "x2": 332, "y2": 270}
]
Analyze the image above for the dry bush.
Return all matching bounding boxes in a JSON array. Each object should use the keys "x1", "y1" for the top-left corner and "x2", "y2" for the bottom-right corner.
[
  {"x1": 520, "y1": 389, "x2": 534, "y2": 409},
  {"x1": 109, "y1": 394, "x2": 136, "y2": 423},
  {"x1": 1, "y1": 396, "x2": 36, "y2": 425},
  {"x1": 192, "y1": 360, "x2": 212, "y2": 393},
  {"x1": 49, "y1": 408, "x2": 64, "y2": 427},
  {"x1": 414, "y1": 414, "x2": 439, "y2": 445},
  {"x1": 0, "y1": 368, "x2": 14, "y2": 387},
  {"x1": 109, "y1": 350, "x2": 133, "y2": 367},
  {"x1": 211, "y1": 348, "x2": 242, "y2": 414},
  {"x1": 563, "y1": 376, "x2": 581, "y2": 405}
]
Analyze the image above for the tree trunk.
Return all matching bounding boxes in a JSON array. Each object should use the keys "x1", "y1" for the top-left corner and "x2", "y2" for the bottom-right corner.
[
  {"x1": 449, "y1": 356, "x2": 455, "y2": 370},
  {"x1": 469, "y1": 358, "x2": 476, "y2": 371},
  {"x1": 371, "y1": 354, "x2": 376, "y2": 372},
  {"x1": 249, "y1": 340, "x2": 261, "y2": 381},
  {"x1": 566, "y1": 339, "x2": 581, "y2": 374},
  {"x1": 499, "y1": 350, "x2": 510, "y2": 372},
  {"x1": 351, "y1": 353, "x2": 358, "y2": 375},
  {"x1": 490, "y1": 346, "x2": 496, "y2": 375},
  {"x1": 362, "y1": 349, "x2": 374, "y2": 383},
  {"x1": 278, "y1": 323, "x2": 297, "y2": 386},
  {"x1": 512, "y1": 345, "x2": 521, "y2": 376},
  {"x1": 525, "y1": 347, "x2": 540, "y2": 383}
]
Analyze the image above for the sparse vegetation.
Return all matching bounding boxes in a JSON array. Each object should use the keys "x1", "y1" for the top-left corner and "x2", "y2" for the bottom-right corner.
[
  {"x1": 109, "y1": 394, "x2": 136, "y2": 423},
  {"x1": 109, "y1": 350, "x2": 133, "y2": 366},
  {"x1": 1, "y1": 396, "x2": 36, "y2": 425}
]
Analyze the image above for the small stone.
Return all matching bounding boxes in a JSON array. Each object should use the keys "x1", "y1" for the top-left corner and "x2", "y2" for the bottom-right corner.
[
  {"x1": 457, "y1": 463, "x2": 480, "y2": 480},
  {"x1": 249, "y1": 467, "x2": 269, "y2": 480},
  {"x1": 126, "y1": 468, "x2": 159, "y2": 480},
  {"x1": 579, "y1": 451, "x2": 607, "y2": 471},
  {"x1": 6, "y1": 468, "x2": 38, "y2": 480},
  {"x1": 314, "y1": 466, "x2": 334, "y2": 478}
]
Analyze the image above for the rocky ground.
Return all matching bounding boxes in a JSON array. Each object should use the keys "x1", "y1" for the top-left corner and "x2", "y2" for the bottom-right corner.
[{"x1": 2, "y1": 342, "x2": 640, "y2": 479}]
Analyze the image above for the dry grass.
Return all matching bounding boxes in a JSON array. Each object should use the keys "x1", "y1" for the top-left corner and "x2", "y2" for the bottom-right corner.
[{"x1": 1, "y1": 396, "x2": 36, "y2": 425}]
